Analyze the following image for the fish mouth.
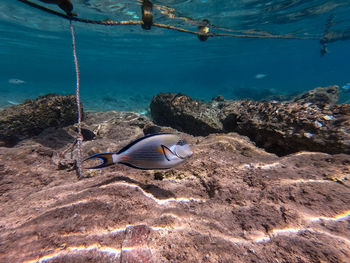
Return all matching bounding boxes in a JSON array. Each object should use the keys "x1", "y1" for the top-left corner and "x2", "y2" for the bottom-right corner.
[{"x1": 175, "y1": 149, "x2": 193, "y2": 159}]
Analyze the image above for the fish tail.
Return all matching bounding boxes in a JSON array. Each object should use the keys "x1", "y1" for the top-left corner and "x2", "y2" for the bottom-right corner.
[{"x1": 83, "y1": 152, "x2": 117, "y2": 169}]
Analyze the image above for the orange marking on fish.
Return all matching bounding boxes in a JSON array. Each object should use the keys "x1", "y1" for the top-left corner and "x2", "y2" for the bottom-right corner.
[
  {"x1": 156, "y1": 147, "x2": 165, "y2": 154},
  {"x1": 120, "y1": 156, "x2": 130, "y2": 159}
]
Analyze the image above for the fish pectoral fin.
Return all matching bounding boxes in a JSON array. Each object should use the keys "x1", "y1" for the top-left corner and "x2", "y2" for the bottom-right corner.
[
  {"x1": 161, "y1": 145, "x2": 174, "y2": 161},
  {"x1": 83, "y1": 152, "x2": 115, "y2": 169}
]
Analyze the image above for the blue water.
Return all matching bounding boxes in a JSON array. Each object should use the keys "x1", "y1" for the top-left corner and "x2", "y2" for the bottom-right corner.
[{"x1": 1, "y1": 0, "x2": 350, "y2": 112}]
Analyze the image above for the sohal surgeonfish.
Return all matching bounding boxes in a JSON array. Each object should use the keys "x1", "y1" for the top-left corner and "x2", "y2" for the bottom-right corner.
[{"x1": 84, "y1": 133, "x2": 193, "y2": 170}]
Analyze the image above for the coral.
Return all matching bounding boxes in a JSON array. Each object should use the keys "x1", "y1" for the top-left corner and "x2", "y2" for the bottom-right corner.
[
  {"x1": 150, "y1": 87, "x2": 350, "y2": 156},
  {"x1": 292, "y1": 85, "x2": 340, "y2": 106},
  {"x1": 150, "y1": 93, "x2": 223, "y2": 136},
  {"x1": 0, "y1": 94, "x2": 81, "y2": 147},
  {"x1": 0, "y1": 113, "x2": 349, "y2": 263}
]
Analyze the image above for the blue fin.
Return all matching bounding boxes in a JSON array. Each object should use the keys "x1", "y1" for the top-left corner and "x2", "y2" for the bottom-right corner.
[{"x1": 84, "y1": 152, "x2": 114, "y2": 169}]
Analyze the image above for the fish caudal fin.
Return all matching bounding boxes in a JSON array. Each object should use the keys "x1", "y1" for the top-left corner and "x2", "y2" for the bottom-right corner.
[{"x1": 83, "y1": 152, "x2": 116, "y2": 169}]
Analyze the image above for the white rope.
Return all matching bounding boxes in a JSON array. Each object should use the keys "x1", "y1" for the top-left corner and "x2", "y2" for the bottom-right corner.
[{"x1": 70, "y1": 20, "x2": 83, "y2": 179}]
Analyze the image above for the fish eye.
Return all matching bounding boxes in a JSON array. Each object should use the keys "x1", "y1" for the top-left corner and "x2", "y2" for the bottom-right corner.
[{"x1": 176, "y1": 139, "x2": 187, "y2": 146}]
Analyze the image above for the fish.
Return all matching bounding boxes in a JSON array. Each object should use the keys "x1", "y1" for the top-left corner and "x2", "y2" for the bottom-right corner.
[
  {"x1": 342, "y1": 83, "x2": 350, "y2": 93},
  {"x1": 84, "y1": 133, "x2": 193, "y2": 170},
  {"x1": 7, "y1": 100, "x2": 20, "y2": 105},
  {"x1": 8, "y1": 78, "x2": 26, "y2": 85},
  {"x1": 255, "y1": 74, "x2": 267, "y2": 79}
]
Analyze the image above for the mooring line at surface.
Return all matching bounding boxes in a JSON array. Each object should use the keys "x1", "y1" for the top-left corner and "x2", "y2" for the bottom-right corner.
[{"x1": 18, "y1": 0, "x2": 320, "y2": 41}]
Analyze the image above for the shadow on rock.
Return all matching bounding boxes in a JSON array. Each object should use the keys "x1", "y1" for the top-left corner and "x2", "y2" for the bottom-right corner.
[
  {"x1": 33, "y1": 127, "x2": 75, "y2": 150},
  {"x1": 91, "y1": 175, "x2": 176, "y2": 200}
]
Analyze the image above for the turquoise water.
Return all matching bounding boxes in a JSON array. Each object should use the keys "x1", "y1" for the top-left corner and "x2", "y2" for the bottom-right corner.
[{"x1": 1, "y1": 0, "x2": 350, "y2": 112}]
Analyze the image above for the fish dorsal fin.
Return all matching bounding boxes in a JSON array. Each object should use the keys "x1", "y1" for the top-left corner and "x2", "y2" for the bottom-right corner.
[
  {"x1": 117, "y1": 133, "x2": 172, "y2": 154},
  {"x1": 161, "y1": 145, "x2": 174, "y2": 161}
]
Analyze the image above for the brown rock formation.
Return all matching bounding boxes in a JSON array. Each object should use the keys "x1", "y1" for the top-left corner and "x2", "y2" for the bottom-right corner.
[
  {"x1": 150, "y1": 93, "x2": 223, "y2": 136},
  {"x1": 0, "y1": 94, "x2": 81, "y2": 147},
  {"x1": 150, "y1": 90, "x2": 350, "y2": 156},
  {"x1": 0, "y1": 111, "x2": 349, "y2": 263},
  {"x1": 221, "y1": 100, "x2": 350, "y2": 156},
  {"x1": 293, "y1": 85, "x2": 340, "y2": 106}
]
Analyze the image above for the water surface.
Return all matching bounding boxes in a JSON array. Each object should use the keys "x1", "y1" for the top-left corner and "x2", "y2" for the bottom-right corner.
[{"x1": 1, "y1": 0, "x2": 350, "y2": 111}]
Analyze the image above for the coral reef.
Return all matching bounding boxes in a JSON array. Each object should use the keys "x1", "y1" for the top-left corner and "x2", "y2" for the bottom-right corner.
[
  {"x1": 292, "y1": 85, "x2": 340, "y2": 106},
  {"x1": 151, "y1": 87, "x2": 350, "y2": 156},
  {"x1": 0, "y1": 110, "x2": 349, "y2": 262},
  {"x1": 150, "y1": 93, "x2": 223, "y2": 136},
  {"x1": 0, "y1": 94, "x2": 81, "y2": 147}
]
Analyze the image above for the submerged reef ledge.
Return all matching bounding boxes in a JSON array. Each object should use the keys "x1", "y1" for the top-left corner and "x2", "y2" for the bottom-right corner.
[
  {"x1": 0, "y1": 94, "x2": 81, "y2": 147},
  {"x1": 0, "y1": 108, "x2": 350, "y2": 263},
  {"x1": 151, "y1": 86, "x2": 350, "y2": 156}
]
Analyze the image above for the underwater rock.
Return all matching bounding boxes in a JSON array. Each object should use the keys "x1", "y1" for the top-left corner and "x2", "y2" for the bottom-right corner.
[
  {"x1": 143, "y1": 124, "x2": 162, "y2": 135},
  {"x1": 221, "y1": 100, "x2": 350, "y2": 156},
  {"x1": 150, "y1": 93, "x2": 223, "y2": 136},
  {"x1": 292, "y1": 85, "x2": 339, "y2": 105},
  {"x1": 0, "y1": 94, "x2": 81, "y2": 147},
  {"x1": 76, "y1": 127, "x2": 96, "y2": 141},
  {"x1": 1, "y1": 116, "x2": 350, "y2": 263},
  {"x1": 151, "y1": 91, "x2": 350, "y2": 156}
]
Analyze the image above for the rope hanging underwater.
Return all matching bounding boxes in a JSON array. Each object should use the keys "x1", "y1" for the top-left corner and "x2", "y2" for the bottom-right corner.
[
  {"x1": 69, "y1": 19, "x2": 83, "y2": 179},
  {"x1": 17, "y1": 0, "x2": 321, "y2": 41}
]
